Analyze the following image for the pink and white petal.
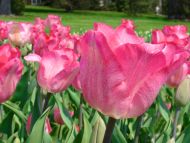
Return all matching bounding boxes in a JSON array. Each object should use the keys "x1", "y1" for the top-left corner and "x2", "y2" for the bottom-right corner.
[
  {"x1": 24, "y1": 53, "x2": 41, "y2": 62},
  {"x1": 80, "y1": 30, "x2": 126, "y2": 118},
  {"x1": 0, "y1": 58, "x2": 23, "y2": 103},
  {"x1": 151, "y1": 30, "x2": 166, "y2": 44},
  {"x1": 48, "y1": 67, "x2": 79, "y2": 93}
]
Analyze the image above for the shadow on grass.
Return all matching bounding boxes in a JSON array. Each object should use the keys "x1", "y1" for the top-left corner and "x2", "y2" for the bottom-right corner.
[{"x1": 25, "y1": 7, "x2": 66, "y2": 14}]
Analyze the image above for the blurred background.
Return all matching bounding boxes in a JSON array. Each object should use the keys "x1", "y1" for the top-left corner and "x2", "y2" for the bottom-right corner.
[
  {"x1": 0, "y1": 0, "x2": 189, "y2": 37},
  {"x1": 0, "y1": 0, "x2": 190, "y2": 19}
]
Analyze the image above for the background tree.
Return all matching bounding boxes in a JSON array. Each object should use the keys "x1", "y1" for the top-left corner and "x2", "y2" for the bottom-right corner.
[{"x1": 0, "y1": 0, "x2": 12, "y2": 15}]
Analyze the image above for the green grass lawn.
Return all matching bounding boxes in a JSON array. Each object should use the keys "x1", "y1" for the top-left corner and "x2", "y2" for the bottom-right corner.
[{"x1": 0, "y1": 5, "x2": 190, "y2": 33}]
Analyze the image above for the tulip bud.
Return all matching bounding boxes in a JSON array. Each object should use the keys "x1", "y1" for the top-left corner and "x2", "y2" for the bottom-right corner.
[
  {"x1": 175, "y1": 76, "x2": 190, "y2": 106},
  {"x1": 54, "y1": 107, "x2": 74, "y2": 125},
  {"x1": 26, "y1": 115, "x2": 52, "y2": 134}
]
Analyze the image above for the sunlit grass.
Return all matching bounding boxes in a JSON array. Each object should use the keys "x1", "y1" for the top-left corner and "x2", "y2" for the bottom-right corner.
[{"x1": 0, "y1": 5, "x2": 189, "y2": 33}]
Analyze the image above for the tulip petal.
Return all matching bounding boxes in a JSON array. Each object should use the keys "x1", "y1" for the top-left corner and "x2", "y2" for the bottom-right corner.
[
  {"x1": 0, "y1": 58, "x2": 23, "y2": 103},
  {"x1": 24, "y1": 53, "x2": 42, "y2": 62},
  {"x1": 37, "y1": 51, "x2": 79, "y2": 93},
  {"x1": 80, "y1": 30, "x2": 126, "y2": 118}
]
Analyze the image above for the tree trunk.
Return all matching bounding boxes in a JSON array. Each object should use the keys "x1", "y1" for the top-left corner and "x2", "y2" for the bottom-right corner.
[
  {"x1": 0, "y1": 0, "x2": 11, "y2": 15},
  {"x1": 168, "y1": 0, "x2": 174, "y2": 19}
]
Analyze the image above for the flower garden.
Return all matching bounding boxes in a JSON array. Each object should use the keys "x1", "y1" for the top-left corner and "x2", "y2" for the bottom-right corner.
[{"x1": 0, "y1": 6, "x2": 190, "y2": 143}]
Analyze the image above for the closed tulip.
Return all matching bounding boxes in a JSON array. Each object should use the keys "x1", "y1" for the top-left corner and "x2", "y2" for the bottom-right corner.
[
  {"x1": 79, "y1": 21, "x2": 189, "y2": 119},
  {"x1": 166, "y1": 63, "x2": 189, "y2": 87},
  {"x1": 175, "y1": 76, "x2": 190, "y2": 106},
  {"x1": 26, "y1": 115, "x2": 52, "y2": 134},
  {"x1": 0, "y1": 44, "x2": 23, "y2": 103},
  {"x1": 54, "y1": 107, "x2": 74, "y2": 125}
]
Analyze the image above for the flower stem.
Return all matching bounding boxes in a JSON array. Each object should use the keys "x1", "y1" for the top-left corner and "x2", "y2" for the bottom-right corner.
[
  {"x1": 79, "y1": 95, "x2": 83, "y2": 129},
  {"x1": 172, "y1": 106, "x2": 180, "y2": 140},
  {"x1": 43, "y1": 93, "x2": 51, "y2": 112},
  {"x1": 79, "y1": 103, "x2": 83, "y2": 129},
  {"x1": 58, "y1": 125, "x2": 62, "y2": 141},
  {"x1": 134, "y1": 115, "x2": 143, "y2": 143},
  {"x1": 103, "y1": 117, "x2": 116, "y2": 143}
]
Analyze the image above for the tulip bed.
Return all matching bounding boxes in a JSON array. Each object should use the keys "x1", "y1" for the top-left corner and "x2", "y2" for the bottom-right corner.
[{"x1": 0, "y1": 11, "x2": 190, "y2": 143}]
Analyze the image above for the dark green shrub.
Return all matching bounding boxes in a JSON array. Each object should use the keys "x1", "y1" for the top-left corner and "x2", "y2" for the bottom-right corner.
[{"x1": 11, "y1": 0, "x2": 25, "y2": 15}]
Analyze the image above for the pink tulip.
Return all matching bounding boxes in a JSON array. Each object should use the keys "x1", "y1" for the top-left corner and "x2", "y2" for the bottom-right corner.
[
  {"x1": 79, "y1": 21, "x2": 189, "y2": 119},
  {"x1": 24, "y1": 50, "x2": 79, "y2": 93},
  {"x1": 152, "y1": 25, "x2": 190, "y2": 49},
  {"x1": 7, "y1": 22, "x2": 33, "y2": 46},
  {"x1": 45, "y1": 14, "x2": 62, "y2": 28},
  {"x1": 72, "y1": 72, "x2": 82, "y2": 91},
  {"x1": 32, "y1": 25, "x2": 78, "y2": 57},
  {"x1": 0, "y1": 44, "x2": 23, "y2": 103},
  {"x1": 0, "y1": 21, "x2": 8, "y2": 40},
  {"x1": 54, "y1": 107, "x2": 74, "y2": 125},
  {"x1": 166, "y1": 63, "x2": 189, "y2": 87},
  {"x1": 75, "y1": 125, "x2": 80, "y2": 132},
  {"x1": 26, "y1": 115, "x2": 52, "y2": 134},
  {"x1": 165, "y1": 103, "x2": 172, "y2": 110},
  {"x1": 152, "y1": 25, "x2": 190, "y2": 87}
]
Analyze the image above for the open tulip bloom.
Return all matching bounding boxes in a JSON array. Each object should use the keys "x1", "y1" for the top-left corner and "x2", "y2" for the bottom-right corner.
[{"x1": 79, "y1": 20, "x2": 189, "y2": 119}]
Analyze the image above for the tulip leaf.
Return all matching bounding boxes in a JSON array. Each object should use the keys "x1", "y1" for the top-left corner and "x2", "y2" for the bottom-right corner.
[
  {"x1": 7, "y1": 132, "x2": 19, "y2": 143},
  {"x1": 65, "y1": 125, "x2": 76, "y2": 143},
  {"x1": 157, "y1": 95, "x2": 170, "y2": 122},
  {"x1": 43, "y1": 132, "x2": 52, "y2": 143},
  {"x1": 176, "y1": 123, "x2": 190, "y2": 143},
  {"x1": 112, "y1": 125, "x2": 127, "y2": 143},
  {"x1": 54, "y1": 93, "x2": 73, "y2": 129},
  {"x1": 26, "y1": 106, "x2": 52, "y2": 143},
  {"x1": 67, "y1": 88, "x2": 80, "y2": 107},
  {"x1": 81, "y1": 113, "x2": 92, "y2": 143},
  {"x1": 90, "y1": 115, "x2": 106, "y2": 143},
  {"x1": 30, "y1": 86, "x2": 43, "y2": 132},
  {"x1": 0, "y1": 112, "x2": 13, "y2": 136},
  {"x1": 2, "y1": 101, "x2": 27, "y2": 122},
  {"x1": 11, "y1": 71, "x2": 30, "y2": 108},
  {"x1": 156, "y1": 133, "x2": 169, "y2": 143},
  {"x1": 90, "y1": 110, "x2": 100, "y2": 127}
]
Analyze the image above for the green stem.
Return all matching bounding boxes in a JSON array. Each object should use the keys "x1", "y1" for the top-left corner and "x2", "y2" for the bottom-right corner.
[
  {"x1": 79, "y1": 96, "x2": 83, "y2": 129},
  {"x1": 172, "y1": 106, "x2": 180, "y2": 140},
  {"x1": 58, "y1": 125, "x2": 62, "y2": 141},
  {"x1": 43, "y1": 93, "x2": 51, "y2": 112},
  {"x1": 103, "y1": 117, "x2": 117, "y2": 143},
  {"x1": 134, "y1": 115, "x2": 143, "y2": 143}
]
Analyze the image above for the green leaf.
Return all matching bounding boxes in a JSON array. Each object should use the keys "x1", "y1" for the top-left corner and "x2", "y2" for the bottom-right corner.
[
  {"x1": 11, "y1": 71, "x2": 30, "y2": 108},
  {"x1": 0, "y1": 112, "x2": 13, "y2": 136},
  {"x1": 2, "y1": 101, "x2": 26, "y2": 122},
  {"x1": 90, "y1": 111, "x2": 99, "y2": 127},
  {"x1": 7, "y1": 132, "x2": 18, "y2": 143},
  {"x1": 112, "y1": 125, "x2": 127, "y2": 143},
  {"x1": 90, "y1": 115, "x2": 106, "y2": 143},
  {"x1": 176, "y1": 123, "x2": 190, "y2": 143},
  {"x1": 30, "y1": 86, "x2": 42, "y2": 132},
  {"x1": 81, "y1": 113, "x2": 92, "y2": 143},
  {"x1": 54, "y1": 93, "x2": 73, "y2": 129},
  {"x1": 43, "y1": 132, "x2": 52, "y2": 143},
  {"x1": 26, "y1": 106, "x2": 52, "y2": 143},
  {"x1": 156, "y1": 133, "x2": 169, "y2": 143},
  {"x1": 67, "y1": 88, "x2": 80, "y2": 107},
  {"x1": 157, "y1": 95, "x2": 170, "y2": 122},
  {"x1": 65, "y1": 125, "x2": 77, "y2": 143}
]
